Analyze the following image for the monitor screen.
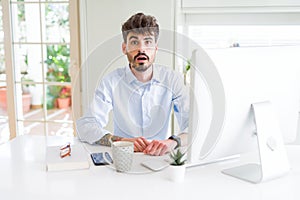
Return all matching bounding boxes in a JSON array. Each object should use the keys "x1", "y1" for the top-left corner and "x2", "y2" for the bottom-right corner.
[{"x1": 187, "y1": 45, "x2": 300, "y2": 165}]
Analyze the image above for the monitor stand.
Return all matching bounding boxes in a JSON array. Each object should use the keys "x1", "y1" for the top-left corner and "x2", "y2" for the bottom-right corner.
[{"x1": 222, "y1": 101, "x2": 290, "y2": 183}]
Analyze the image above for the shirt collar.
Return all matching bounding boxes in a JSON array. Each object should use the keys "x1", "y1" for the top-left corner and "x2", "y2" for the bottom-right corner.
[
  {"x1": 125, "y1": 65, "x2": 137, "y2": 84},
  {"x1": 151, "y1": 64, "x2": 161, "y2": 84},
  {"x1": 124, "y1": 64, "x2": 161, "y2": 84}
]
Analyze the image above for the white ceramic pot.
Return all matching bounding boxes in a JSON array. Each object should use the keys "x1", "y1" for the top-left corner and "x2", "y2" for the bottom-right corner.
[{"x1": 168, "y1": 164, "x2": 186, "y2": 182}]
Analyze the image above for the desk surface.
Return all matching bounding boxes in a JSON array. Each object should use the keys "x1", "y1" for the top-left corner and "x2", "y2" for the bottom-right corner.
[{"x1": 1, "y1": 136, "x2": 300, "y2": 200}]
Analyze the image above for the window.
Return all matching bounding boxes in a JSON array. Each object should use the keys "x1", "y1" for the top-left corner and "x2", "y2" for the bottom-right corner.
[
  {"x1": 187, "y1": 25, "x2": 300, "y2": 49},
  {"x1": 0, "y1": 0, "x2": 80, "y2": 143},
  {"x1": 176, "y1": 7, "x2": 300, "y2": 89}
]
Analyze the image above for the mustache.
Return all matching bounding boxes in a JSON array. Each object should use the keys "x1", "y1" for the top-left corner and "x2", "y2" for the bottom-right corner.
[{"x1": 134, "y1": 52, "x2": 149, "y2": 61}]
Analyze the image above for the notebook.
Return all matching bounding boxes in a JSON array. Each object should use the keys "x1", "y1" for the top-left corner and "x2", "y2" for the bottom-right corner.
[{"x1": 46, "y1": 144, "x2": 90, "y2": 172}]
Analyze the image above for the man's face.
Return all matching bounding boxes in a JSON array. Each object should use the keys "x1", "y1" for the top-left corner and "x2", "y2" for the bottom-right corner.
[{"x1": 122, "y1": 32, "x2": 158, "y2": 72}]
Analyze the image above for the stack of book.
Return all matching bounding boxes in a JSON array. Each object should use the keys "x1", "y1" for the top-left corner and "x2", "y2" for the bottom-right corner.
[{"x1": 46, "y1": 144, "x2": 90, "y2": 172}]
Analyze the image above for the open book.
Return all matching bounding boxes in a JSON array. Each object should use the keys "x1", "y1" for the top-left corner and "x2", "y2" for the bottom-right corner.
[{"x1": 46, "y1": 144, "x2": 90, "y2": 172}]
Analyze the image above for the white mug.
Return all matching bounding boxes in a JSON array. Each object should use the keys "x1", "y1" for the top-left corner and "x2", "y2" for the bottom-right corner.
[{"x1": 111, "y1": 141, "x2": 134, "y2": 172}]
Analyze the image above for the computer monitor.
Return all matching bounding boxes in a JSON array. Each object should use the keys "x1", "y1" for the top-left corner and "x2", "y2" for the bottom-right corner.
[{"x1": 187, "y1": 45, "x2": 300, "y2": 167}]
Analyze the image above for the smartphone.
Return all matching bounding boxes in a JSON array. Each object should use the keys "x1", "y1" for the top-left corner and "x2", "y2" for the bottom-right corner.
[{"x1": 90, "y1": 152, "x2": 113, "y2": 166}]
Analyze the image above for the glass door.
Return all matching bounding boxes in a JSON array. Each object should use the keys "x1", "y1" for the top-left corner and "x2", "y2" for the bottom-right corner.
[{"x1": 0, "y1": 0, "x2": 80, "y2": 142}]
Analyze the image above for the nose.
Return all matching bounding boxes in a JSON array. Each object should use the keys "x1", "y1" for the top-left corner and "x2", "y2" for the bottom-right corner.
[{"x1": 137, "y1": 42, "x2": 146, "y2": 52}]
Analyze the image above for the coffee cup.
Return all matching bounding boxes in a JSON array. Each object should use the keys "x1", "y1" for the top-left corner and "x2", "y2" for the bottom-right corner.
[{"x1": 111, "y1": 141, "x2": 134, "y2": 172}]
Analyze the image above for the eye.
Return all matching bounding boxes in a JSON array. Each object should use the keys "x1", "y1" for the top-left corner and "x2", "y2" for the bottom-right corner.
[
  {"x1": 145, "y1": 40, "x2": 153, "y2": 45},
  {"x1": 130, "y1": 40, "x2": 139, "y2": 46}
]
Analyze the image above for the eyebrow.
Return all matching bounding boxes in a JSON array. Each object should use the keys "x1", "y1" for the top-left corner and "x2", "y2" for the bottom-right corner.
[
  {"x1": 128, "y1": 36, "x2": 154, "y2": 41},
  {"x1": 144, "y1": 37, "x2": 153, "y2": 41},
  {"x1": 128, "y1": 36, "x2": 138, "y2": 41}
]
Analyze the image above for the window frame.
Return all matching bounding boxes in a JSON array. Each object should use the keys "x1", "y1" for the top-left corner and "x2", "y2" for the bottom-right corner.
[{"x1": 0, "y1": 0, "x2": 81, "y2": 140}]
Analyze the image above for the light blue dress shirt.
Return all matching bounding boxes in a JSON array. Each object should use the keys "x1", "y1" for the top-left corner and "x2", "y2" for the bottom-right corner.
[{"x1": 76, "y1": 64, "x2": 189, "y2": 144}]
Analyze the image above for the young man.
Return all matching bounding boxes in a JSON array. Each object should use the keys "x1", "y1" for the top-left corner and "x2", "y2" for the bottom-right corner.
[{"x1": 76, "y1": 13, "x2": 189, "y2": 156}]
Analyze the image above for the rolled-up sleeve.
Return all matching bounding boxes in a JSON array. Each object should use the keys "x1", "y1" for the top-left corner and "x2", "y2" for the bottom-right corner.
[{"x1": 76, "y1": 77, "x2": 113, "y2": 144}]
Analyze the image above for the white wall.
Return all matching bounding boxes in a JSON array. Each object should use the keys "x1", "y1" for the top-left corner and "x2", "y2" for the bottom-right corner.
[{"x1": 81, "y1": 0, "x2": 175, "y2": 54}]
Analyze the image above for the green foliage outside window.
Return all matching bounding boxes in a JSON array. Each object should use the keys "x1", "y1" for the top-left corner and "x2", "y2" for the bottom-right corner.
[
  {"x1": 45, "y1": 44, "x2": 70, "y2": 109},
  {"x1": 45, "y1": 44, "x2": 70, "y2": 82}
]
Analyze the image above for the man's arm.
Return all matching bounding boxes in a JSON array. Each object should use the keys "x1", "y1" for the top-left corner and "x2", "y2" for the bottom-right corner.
[
  {"x1": 96, "y1": 133, "x2": 150, "y2": 152},
  {"x1": 76, "y1": 78, "x2": 113, "y2": 144},
  {"x1": 96, "y1": 133, "x2": 123, "y2": 146},
  {"x1": 143, "y1": 132, "x2": 188, "y2": 156},
  {"x1": 143, "y1": 72, "x2": 189, "y2": 156},
  {"x1": 97, "y1": 133, "x2": 187, "y2": 155}
]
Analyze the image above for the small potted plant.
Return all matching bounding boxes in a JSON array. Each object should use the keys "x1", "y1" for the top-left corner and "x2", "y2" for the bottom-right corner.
[
  {"x1": 21, "y1": 75, "x2": 35, "y2": 113},
  {"x1": 168, "y1": 148, "x2": 187, "y2": 182},
  {"x1": 57, "y1": 86, "x2": 71, "y2": 109}
]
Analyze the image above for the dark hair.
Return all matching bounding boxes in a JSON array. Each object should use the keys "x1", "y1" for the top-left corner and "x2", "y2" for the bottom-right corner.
[{"x1": 122, "y1": 13, "x2": 159, "y2": 43}]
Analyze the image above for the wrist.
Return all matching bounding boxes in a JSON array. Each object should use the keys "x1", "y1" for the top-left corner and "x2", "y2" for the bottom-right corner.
[
  {"x1": 168, "y1": 135, "x2": 181, "y2": 149},
  {"x1": 167, "y1": 139, "x2": 177, "y2": 150},
  {"x1": 111, "y1": 135, "x2": 123, "y2": 142}
]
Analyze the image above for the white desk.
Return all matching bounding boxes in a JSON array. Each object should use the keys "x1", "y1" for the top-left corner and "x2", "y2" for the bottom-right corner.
[{"x1": 1, "y1": 136, "x2": 300, "y2": 200}]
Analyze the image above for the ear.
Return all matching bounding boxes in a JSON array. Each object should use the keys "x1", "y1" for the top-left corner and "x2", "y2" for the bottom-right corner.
[
  {"x1": 122, "y1": 42, "x2": 127, "y2": 54},
  {"x1": 155, "y1": 43, "x2": 158, "y2": 51}
]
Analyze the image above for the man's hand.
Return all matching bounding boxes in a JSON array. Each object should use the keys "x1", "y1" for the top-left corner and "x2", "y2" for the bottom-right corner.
[
  {"x1": 121, "y1": 137, "x2": 150, "y2": 152},
  {"x1": 143, "y1": 139, "x2": 177, "y2": 156}
]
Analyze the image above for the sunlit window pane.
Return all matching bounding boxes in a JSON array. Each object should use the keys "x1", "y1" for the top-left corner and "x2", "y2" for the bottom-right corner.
[
  {"x1": 0, "y1": 87, "x2": 8, "y2": 116},
  {"x1": 47, "y1": 85, "x2": 71, "y2": 110},
  {"x1": 45, "y1": 44, "x2": 70, "y2": 83},
  {"x1": 11, "y1": 0, "x2": 69, "y2": 2},
  {"x1": 47, "y1": 122, "x2": 73, "y2": 137},
  {"x1": 0, "y1": 4, "x2": 5, "y2": 76},
  {"x1": 45, "y1": 3, "x2": 70, "y2": 43},
  {"x1": 41, "y1": 0, "x2": 70, "y2": 2},
  {"x1": 0, "y1": 3, "x2": 10, "y2": 144},
  {"x1": 14, "y1": 82, "x2": 44, "y2": 121},
  {"x1": 11, "y1": 3, "x2": 41, "y2": 43},
  {"x1": 22, "y1": 115, "x2": 73, "y2": 136},
  {"x1": 0, "y1": 45, "x2": 5, "y2": 77},
  {"x1": 0, "y1": 5, "x2": 3, "y2": 42},
  {"x1": 13, "y1": 44, "x2": 44, "y2": 82},
  {"x1": 18, "y1": 120, "x2": 43, "y2": 136},
  {"x1": 0, "y1": 118, "x2": 9, "y2": 144}
]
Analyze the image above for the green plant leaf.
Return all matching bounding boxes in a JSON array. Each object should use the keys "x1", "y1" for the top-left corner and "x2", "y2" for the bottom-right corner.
[{"x1": 170, "y1": 149, "x2": 186, "y2": 166}]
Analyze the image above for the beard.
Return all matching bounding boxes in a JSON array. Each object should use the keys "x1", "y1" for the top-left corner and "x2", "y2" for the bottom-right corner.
[
  {"x1": 131, "y1": 63, "x2": 152, "y2": 72},
  {"x1": 128, "y1": 52, "x2": 152, "y2": 72}
]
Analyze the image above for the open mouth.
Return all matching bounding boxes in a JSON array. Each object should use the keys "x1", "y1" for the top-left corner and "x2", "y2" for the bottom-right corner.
[
  {"x1": 137, "y1": 56, "x2": 147, "y2": 61},
  {"x1": 134, "y1": 53, "x2": 149, "y2": 62}
]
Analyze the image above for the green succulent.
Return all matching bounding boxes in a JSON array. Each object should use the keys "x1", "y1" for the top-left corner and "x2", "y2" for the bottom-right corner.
[{"x1": 170, "y1": 149, "x2": 186, "y2": 166}]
